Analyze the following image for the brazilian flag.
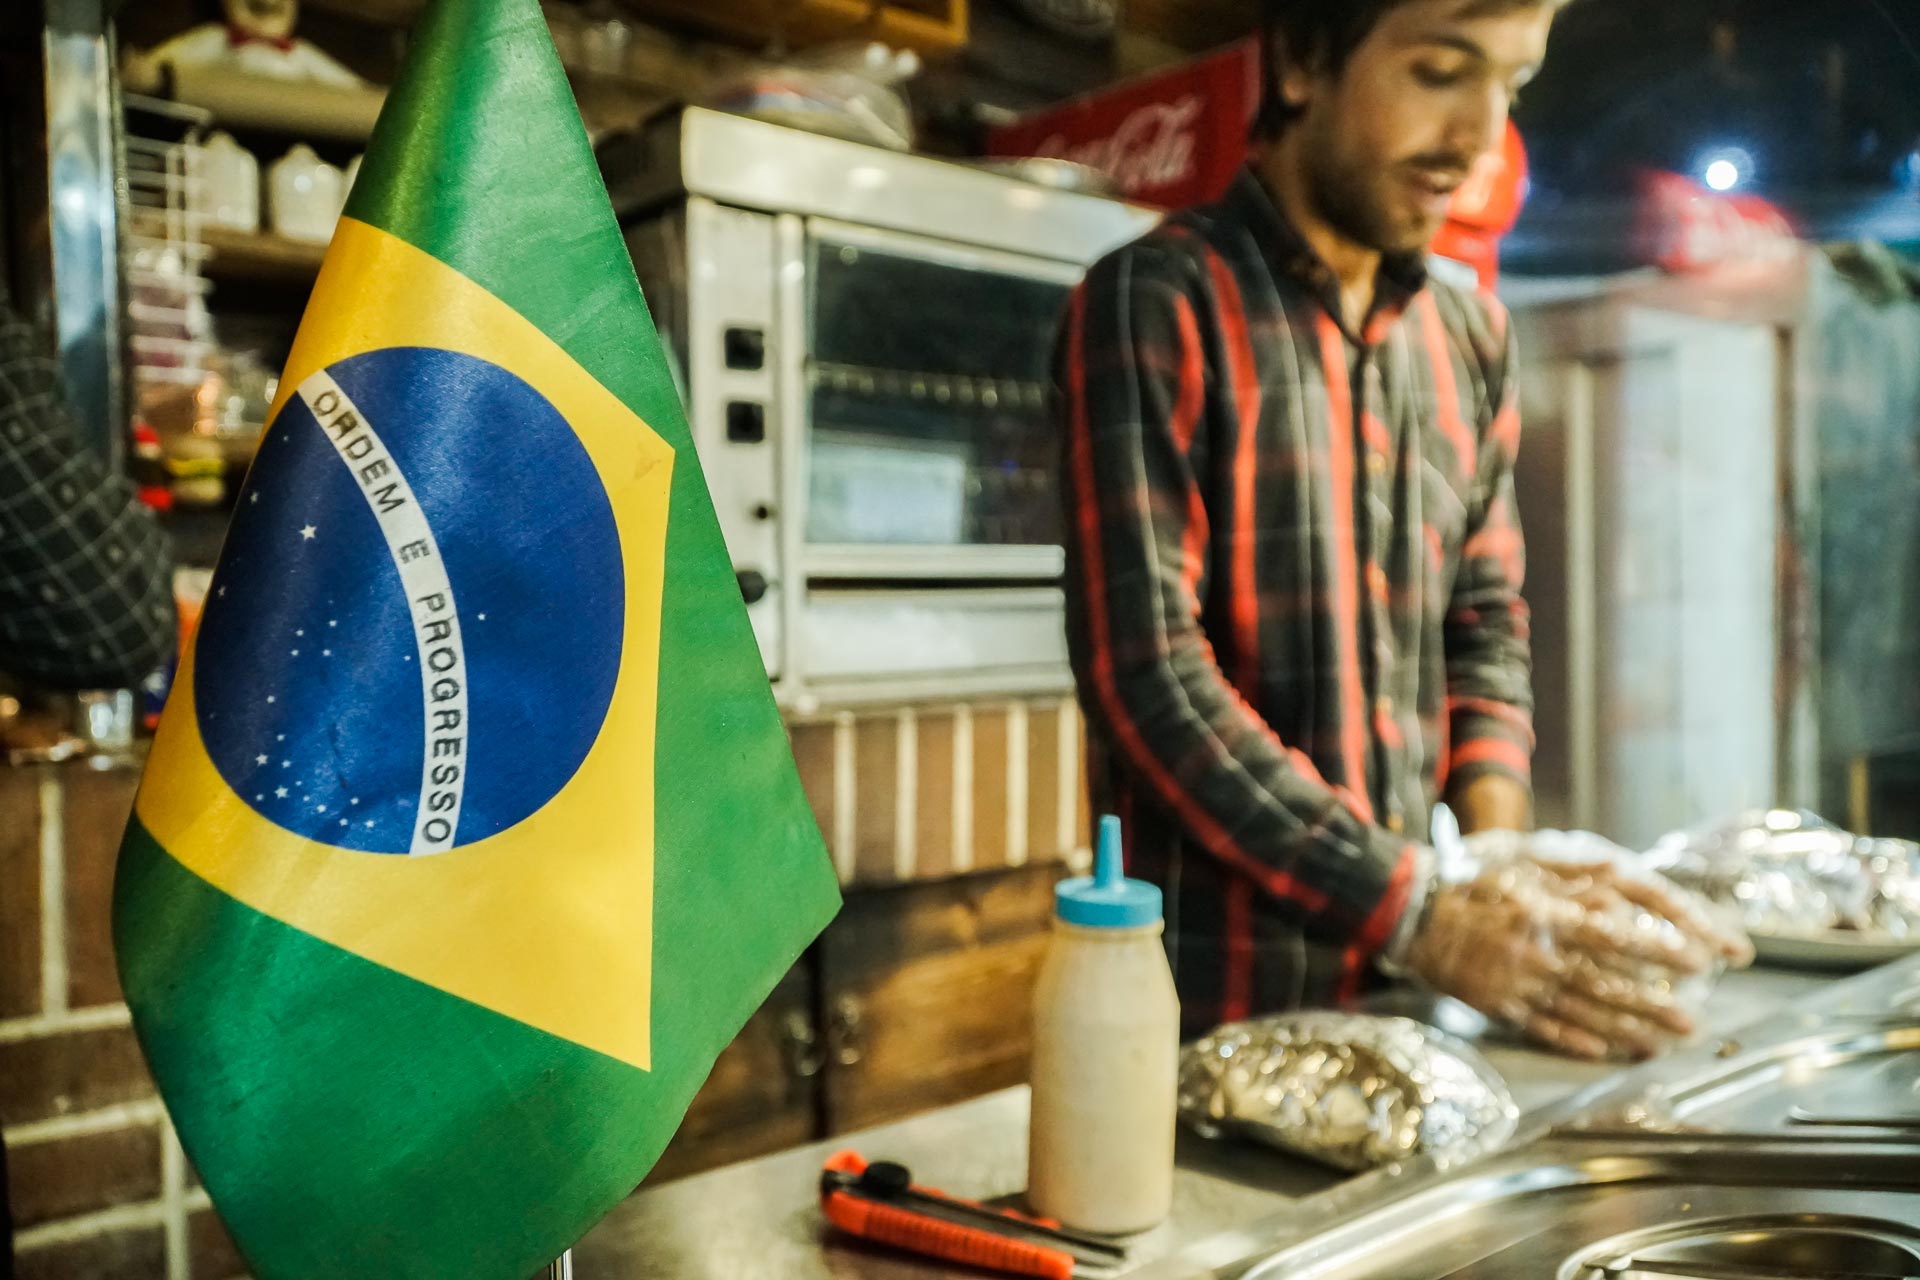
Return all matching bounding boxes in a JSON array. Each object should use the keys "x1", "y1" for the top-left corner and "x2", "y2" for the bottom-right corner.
[{"x1": 111, "y1": 0, "x2": 840, "y2": 1274}]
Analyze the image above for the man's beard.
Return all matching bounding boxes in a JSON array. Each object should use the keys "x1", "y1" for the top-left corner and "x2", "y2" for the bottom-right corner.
[
  {"x1": 1301, "y1": 132, "x2": 1430, "y2": 257},
  {"x1": 1296, "y1": 113, "x2": 1469, "y2": 258}
]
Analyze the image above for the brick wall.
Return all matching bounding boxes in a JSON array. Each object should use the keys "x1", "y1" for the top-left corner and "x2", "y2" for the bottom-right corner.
[
  {"x1": 787, "y1": 696, "x2": 1094, "y2": 888},
  {"x1": 0, "y1": 758, "x2": 248, "y2": 1280},
  {"x1": 0, "y1": 694, "x2": 1092, "y2": 1277}
]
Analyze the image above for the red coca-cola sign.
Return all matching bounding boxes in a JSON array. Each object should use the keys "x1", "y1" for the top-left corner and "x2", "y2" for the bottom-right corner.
[{"x1": 986, "y1": 41, "x2": 1261, "y2": 211}]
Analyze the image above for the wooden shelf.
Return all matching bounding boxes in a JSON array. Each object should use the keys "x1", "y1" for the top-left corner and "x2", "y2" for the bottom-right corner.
[
  {"x1": 613, "y1": 0, "x2": 969, "y2": 56},
  {"x1": 202, "y1": 227, "x2": 329, "y2": 286},
  {"x1": 308, "y1": 0, "x2": 968, "y2": 54},
  {"x1": 1117, "y1": 0, "x2": 1252, "y2": 54},
  {"x1": 129, "y1": 66, "x2": 388, "y2": 141},
  {"x1": 302, "y1": 0, "x2": 426, "y2": 23}
]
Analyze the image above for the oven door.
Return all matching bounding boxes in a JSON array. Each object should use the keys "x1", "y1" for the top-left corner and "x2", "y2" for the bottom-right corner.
[{"x1": 797, "y1": 219, "x2": 1083, "y2": 581}]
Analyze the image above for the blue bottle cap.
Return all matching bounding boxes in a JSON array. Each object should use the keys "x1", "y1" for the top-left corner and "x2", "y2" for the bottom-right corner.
[{"x1": 1055, "y1": 815, "x2": 1162, "y2": 929}]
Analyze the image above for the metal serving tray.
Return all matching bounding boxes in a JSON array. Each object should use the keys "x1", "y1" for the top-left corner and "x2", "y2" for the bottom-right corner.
[{"x1": 1233, "y1": 1139, "x2": 1920, "y2": 1280}]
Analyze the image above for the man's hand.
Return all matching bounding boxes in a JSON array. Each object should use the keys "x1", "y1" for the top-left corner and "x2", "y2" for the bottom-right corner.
[
  {"x1": 1407, "y1": 860, "x2": 1699, "y2": 1060},
  {"x1": 1407, "y1": 833, "x2": 1753, "y2": 1061},
  {"x1": 1527, "y1": 848, "x2": 1755, "y2": 970}
]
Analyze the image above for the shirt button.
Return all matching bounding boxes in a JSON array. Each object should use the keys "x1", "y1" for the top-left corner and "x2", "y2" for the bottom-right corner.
[
  {"x1": 1375, "y1": 696, "x2": 1394, "y2": 717},
  {"x1": 1367, "y1": 452, "x2": 1388, "y2": 476},
  {"x1": 1386, "y1": 814, "x2": 1405, "y2": 834}
]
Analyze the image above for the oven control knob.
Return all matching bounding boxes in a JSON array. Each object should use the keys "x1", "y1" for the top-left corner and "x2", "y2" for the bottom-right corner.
[{"x1": 736, "y1": 569, "x2": 770, "y2": 605}]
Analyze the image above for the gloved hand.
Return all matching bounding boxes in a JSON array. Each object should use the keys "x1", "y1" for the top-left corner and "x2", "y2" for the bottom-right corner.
[
  {"x1": 1526, "y1": 844, "x2": 1755, "y2": 970},
  {"x1": 1462, "y1": 828, "x2": 1755, "y2": 971},
  {"x1": 1404, "y1": 831, "x2": 1752, "y2": 1061}
]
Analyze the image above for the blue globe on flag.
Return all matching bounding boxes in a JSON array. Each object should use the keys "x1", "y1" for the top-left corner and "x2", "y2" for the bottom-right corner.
[{"x1": 194, "y1": 346, "x2": 626, "y2": 855}]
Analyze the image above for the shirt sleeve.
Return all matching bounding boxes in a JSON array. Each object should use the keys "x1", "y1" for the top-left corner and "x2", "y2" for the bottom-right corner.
[
  {"x1": 1443, "y1": 301, "x2": 1536, "y2": 794},
  {"x1": 1058, "y1": 244, "x2": 1417, "y2": 955},
  {"x1": 0, "y1": 305, "x2": 177, "y2": 689}
]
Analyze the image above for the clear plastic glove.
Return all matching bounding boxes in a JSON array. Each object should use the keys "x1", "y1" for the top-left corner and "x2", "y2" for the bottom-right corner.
[
  {"x1": 1529, "y1": 850, "x2": 1755, "y2": 970},
  {"x1": 1406, "y1": 832, "x2": 1752, "y2": 1061},
  {"x1": 1444, "y1": 827, "x2": 1753, "y2": 970}
]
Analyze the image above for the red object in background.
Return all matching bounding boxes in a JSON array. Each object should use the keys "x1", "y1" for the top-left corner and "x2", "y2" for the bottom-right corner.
[
  {"x1": 988, "y1": 42, "x2": 1529, "y2": 290},
  {"x1": 1431, "y1": 120, "x2": 1530, "y2": 290},
  {"x1": 1637, "y1": 170, "x2": 1802, "y2": 275},
  {"x1": 130, "y1": 420, "x2": 174, "y2": 513},
  {"x1": 986, "y1": 41, "x2": 1261, "y2": 211}
]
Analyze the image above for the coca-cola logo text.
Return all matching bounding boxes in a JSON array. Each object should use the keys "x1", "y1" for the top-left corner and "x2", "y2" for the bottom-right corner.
[{"x1": 1030, "y1": 96, "x2": 1206, "y2": 198}]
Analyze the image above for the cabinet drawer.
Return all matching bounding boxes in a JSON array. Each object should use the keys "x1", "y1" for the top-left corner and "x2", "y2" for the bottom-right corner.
[
  {"x1": 645, "y1": 964, "x2": 817, "y2": 1184},
  {"x1": 819, "y1": 865, "x2": 1058, "y2": 1133}
]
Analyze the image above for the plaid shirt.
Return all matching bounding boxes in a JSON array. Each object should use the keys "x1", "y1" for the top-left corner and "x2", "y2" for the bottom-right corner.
[
  {"x1": 0, "y1": 300, "x2": 175, "y2": 689},
  {"x1": 1057, "y1": 170, "x2": 1533, "y2": 1034}
]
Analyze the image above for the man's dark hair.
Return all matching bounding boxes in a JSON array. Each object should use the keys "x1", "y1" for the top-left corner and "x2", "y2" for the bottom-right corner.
[{"x1": 1255, "y1": 0, "x2": 1568, "y2": 135}]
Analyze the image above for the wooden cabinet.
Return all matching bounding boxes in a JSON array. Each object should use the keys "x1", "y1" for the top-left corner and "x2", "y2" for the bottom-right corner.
[
  {"x1": 644, "y1": 863, "x2": 1059, "y2": 1182},
  {"x1": 642, "y1": 694, "x2": 1089, "y2": 1181},
  {"x1": 819, "y1": 865, "x2": 1055, "y2": 1132},
  {"x1": 643, "y1": 967, "x2": 820, "y2": 1184}
]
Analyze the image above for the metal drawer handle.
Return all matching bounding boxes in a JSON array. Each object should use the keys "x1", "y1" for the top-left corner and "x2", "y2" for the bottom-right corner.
[
  {"x1": 827, "y1": 995, "x2": 865, "y2": 1068},
  {"x1": 781, "y1": 1009, "x2": 824, "y2": 1080}
]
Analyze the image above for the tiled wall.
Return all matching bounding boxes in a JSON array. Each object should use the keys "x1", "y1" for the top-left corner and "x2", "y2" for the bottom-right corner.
[
  {"x1": 0, "y1": 759, "x2": 247, "y2": 1280},
  {"x1": 787, "y1": 696, "x2": 1094, "y2": 887}
]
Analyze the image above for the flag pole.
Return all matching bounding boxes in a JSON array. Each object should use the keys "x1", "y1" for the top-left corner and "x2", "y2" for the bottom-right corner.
[{"x1": 539, "y1": 1251, "x2": 573, "y2": 1278}]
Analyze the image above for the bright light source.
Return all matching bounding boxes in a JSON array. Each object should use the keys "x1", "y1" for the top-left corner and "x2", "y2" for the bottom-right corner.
[
  {"x1": 1704, "y1": 159, "x2": 1740, "y2": 192},
  {"x1": 1698, "y1": 145, "x2": 1756, "y2": 192}
]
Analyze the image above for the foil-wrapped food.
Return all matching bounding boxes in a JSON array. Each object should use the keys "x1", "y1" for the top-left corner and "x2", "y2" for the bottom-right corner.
[
  {"x1": 1645, "y1": 810, "x2": 1920, "y2": 941},
  {"x1": 1177, "y1": 1013, "x2": 1519, "y2": 1173}
]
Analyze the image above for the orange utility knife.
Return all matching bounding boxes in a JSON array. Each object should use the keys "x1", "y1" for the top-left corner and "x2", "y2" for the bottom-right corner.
[{"x1": 818, "y1": 1151, "x2": 1128, "y2": 1279}]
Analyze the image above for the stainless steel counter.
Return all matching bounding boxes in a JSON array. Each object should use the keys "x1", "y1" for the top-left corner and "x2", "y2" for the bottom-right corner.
[{"x1": 570, "y1": 966, "x2": 1830, "y2": 1280}]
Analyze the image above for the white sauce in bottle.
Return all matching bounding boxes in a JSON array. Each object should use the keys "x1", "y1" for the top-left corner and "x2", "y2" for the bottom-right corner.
[{"x1": 1027, "y1": 815, "x2": 1179, "y2": 1235}]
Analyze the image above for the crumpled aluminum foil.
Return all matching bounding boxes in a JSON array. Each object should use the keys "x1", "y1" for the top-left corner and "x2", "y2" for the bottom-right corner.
[
  {"x1": 1177, "y1": 1013, "x2": 1519, "y2": 1173},
  {"x1": 1644, "y1": 810, "x2": 1920, "y2": 940}
]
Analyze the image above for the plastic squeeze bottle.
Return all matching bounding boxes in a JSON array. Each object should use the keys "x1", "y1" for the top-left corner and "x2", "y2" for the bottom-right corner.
[{"x1": 1027, "y1": 814, "x2": 1179, "y2": 1235}]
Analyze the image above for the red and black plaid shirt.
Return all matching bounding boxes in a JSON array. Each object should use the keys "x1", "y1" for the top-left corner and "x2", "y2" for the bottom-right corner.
[{"x1": 1057, "y1": 170, "x2": 1533, "y2": 1035}]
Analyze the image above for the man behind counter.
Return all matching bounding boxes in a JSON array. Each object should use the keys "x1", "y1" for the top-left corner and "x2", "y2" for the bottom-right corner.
[{"x1": 1057, "y1": 0, "x2": 1750, "y2": 1059}]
